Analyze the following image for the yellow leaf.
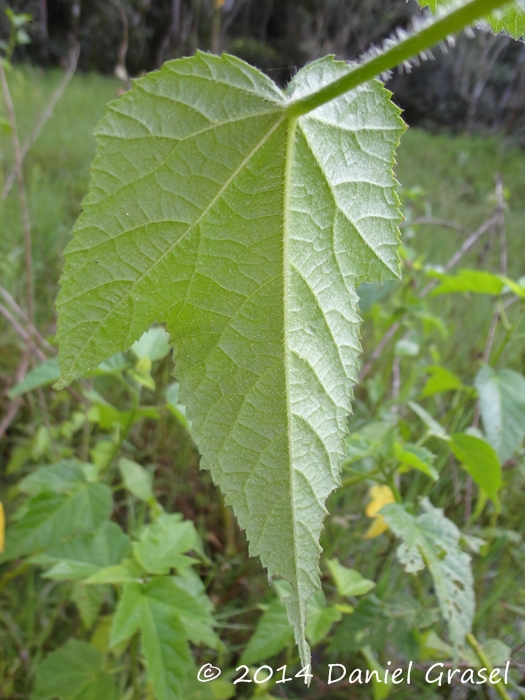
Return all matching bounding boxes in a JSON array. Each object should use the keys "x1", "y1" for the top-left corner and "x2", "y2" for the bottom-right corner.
[
  {"x1": 0, "y1": 501, "x2": 4, "y2": 553},
  {"x1": 364, "y1": 485, "x2": 395, "y2": 539}
]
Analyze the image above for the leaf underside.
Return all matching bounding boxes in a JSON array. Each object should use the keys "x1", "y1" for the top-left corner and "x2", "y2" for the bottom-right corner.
[{"x1": 56, "y1": 52, "x2": 404, "y2": 663}]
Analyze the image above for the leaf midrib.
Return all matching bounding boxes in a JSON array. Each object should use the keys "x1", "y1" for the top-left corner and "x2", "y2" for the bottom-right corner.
[{"x1": 282, "y1": 113, "x2": 303, "y2": 626}]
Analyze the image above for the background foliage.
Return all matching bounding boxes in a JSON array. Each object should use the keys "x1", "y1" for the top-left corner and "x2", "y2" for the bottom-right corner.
[
  {"x1": 1, "y1": 1, "x2": 525, "y2": 699},
  {"x1": 1, "y1": 0, "x2": 525, "y2": 139}
]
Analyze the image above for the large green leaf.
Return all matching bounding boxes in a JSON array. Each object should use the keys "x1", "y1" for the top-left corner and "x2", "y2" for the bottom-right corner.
[
  {"x1": 55, "y1": 52, "x2": 404, "y2": 663},
  {"x1": 475, "y1": 364, "x2": 525, "y2": 463},
  {"x1": 382, "y1": 499, "x2": 474, "y2": 653},
  {"x1": 1, "y1": 481, "x2": 112, "y2": 562},
  {"x1": 32, "y1": 639, "x2": 117, "y2": 700}
]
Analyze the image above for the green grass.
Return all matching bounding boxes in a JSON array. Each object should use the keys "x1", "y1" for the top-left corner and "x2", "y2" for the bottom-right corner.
[
  {"x1": 397, "y1": 128, "x2": 525, "y2": 276},
  {"x1": 1, "y1": 66, "x2": 524, "y2": 370},
  {"x1": 0, "y1": 69, "x2": 120, "y2": 335}
]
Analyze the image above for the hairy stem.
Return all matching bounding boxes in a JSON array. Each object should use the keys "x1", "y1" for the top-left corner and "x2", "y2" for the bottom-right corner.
[
  {"x1": 288, "y1": 0, "x2": 511, "y2": 117},
  {"x1": 466, "y1": 633, "x2": 513, "y2": 700}
]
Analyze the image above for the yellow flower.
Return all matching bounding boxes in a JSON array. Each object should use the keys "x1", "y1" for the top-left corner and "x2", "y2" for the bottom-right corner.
[
  {"x1": 0, "y1": 502, "x2": 4, "y2": 553},
  {"x1": 364, "y1": 485, "x2": 395, "y2": 538}
]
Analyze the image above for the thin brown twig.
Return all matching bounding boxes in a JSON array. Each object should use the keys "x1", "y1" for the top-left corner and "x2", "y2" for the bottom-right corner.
[
  {"x1": 114, "y1": 0, "x2": 131, "y2": 88},
  {"x1": 1, "y1": 41, "x2": 80, "y2": 202},
  {"x1": 359, "y1": 211, "x2": 499, "y2": 382},
  {"x1": 418, "y1": 211, "x2": 500, "y2": 297},
  {"x1": 0, "y1": 61, "x2": 34, "y2": 327},
  {"x1": 400, "y1": 217, "x2": 472, "y2": 237},
  {"x1": 359, "y1": 210, "x2": 499, "y2": 382},
  {"x1": 0, "y1": 284, "x2": 54, "y2": 353},
  {"x1": 0, "y1": 303, "x2": 47, "y2": 362},
  {"x1": 359, "y1": 320, "x2": 400, "y2": 381},
  {"x1": 495, "y1": 174, "x2": 507, "y2": 275},
  {"x1": 0, "y1": 352, "x2": 30, "y2": 439}
]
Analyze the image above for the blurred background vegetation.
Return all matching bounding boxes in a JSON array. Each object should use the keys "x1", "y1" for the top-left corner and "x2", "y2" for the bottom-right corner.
[{"x1": 0, "y1": 0, "x2": 525, "y2": 139}]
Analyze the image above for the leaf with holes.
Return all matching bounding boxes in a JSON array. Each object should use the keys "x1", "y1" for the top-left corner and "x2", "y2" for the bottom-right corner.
[{"x1": 382, "y1": 499, "x2": 474, "y2": 653}]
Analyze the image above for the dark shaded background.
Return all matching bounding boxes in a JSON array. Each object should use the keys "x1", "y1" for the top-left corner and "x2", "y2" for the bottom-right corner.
[{"x1": 1, "y1": 0, "x2": 525, "y2": 139}]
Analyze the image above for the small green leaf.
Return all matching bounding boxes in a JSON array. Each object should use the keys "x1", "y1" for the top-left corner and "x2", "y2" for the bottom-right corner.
[
  {"x1": 94, "y1": 352, "x2": 129, "y2": 374},
  {"x1": 361, "y1": 647, "x2": 392, "y2": 700},
  {"x1": 32, "y1": 639, "x2": 117, "y2": 700},
  {"x1": 421, "y1": 365, "x2": 464, "y2": 397},
  {"x1": 306, "y1": 590, "x2": 342, "y2": 646},
  {"x1": 327, "y1": 559, "x2": 376, "y2": 597},
  {"x1": 5, "y1": 10, "x2": 32, "y2": 28},
  {"x1": 382, "y1": 499, "x2": 474, "y2": 653},
  {"x1": 132, "y1": 326, "x2": 172, "y2": 361},
  {"x1": 0, "y1": 115, "x2": 11, "y2": 134},
  {"x1": 119, "y1": 458, "x2": 154, "y2": 501},
  {"x1": 133, "y1": 514, "x2": 201, "y2": 574},
  {"x1": 431, "y1": 269, "x2": 506, "y2": 296},
  {"x1": 449, "y1": 432, "x2": 502, "y2": 503},
  {"x1": 241, "y1": 597, "x2": 294, "y2": 665},
  {"x1": 16, "y1": 28, "x2": 30, "y2": 44},
  {"x1": 8, "y1": 358, "x2": 61, "y2": 398},
  {"x1": 475, "y1": 364, "x2": 525, "y2": 463},
  {"x1": 394, "y1": 443, "x2": 438, "y2": 481},
  {"x1": 8, "y1": 354, "x2": 130, "y2": 398},
  {"x1": 166, "y1": 382, "x2": 190, "y2": 429},
  {"x1": 408, "y1": 401, "x2": 448, "y2": 438},
  {"x1": 395, "y1": 338, "x2": 420, "y2": 357},
  {"x1": 500, "y1": 276, "x2": 525, "y2": 298}
]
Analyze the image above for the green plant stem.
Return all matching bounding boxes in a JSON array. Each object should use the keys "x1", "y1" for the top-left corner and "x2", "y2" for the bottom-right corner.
[
  {"x1": 466, "y1": 633, "x2": 513, "y2": 700},
  {"x1": 130, "y1": 632, "x2": 140, "y2": 700},
  {"x1": 288, "y1": 0, "x2": 511, "y2": 117},
  {"x1": 105, "y1": 380, "x2": 141, "y2": 478}
]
